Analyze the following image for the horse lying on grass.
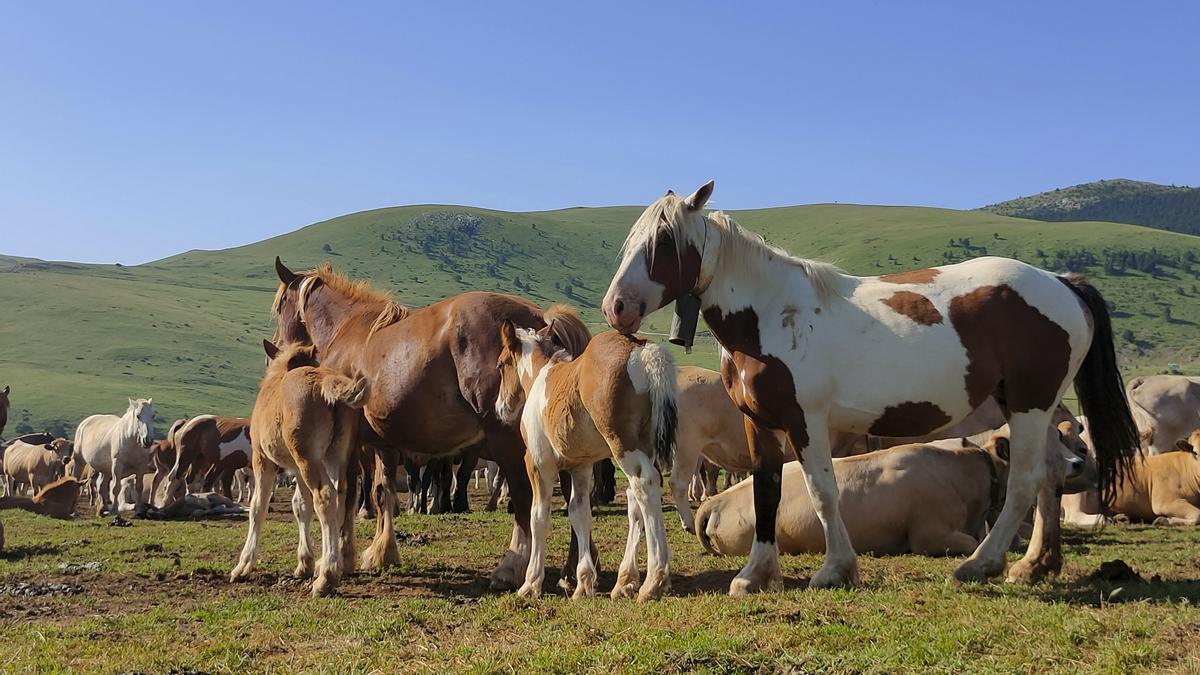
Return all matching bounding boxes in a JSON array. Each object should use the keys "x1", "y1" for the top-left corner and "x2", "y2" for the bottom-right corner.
[{"x1": 698, "y1": 423, "x2": 1095, "y2": 560}]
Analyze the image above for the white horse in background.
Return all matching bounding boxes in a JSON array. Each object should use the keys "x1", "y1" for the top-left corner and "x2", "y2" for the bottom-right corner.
[{"x1": 72, "y1": 398, "x2": 156, "y2": 516}]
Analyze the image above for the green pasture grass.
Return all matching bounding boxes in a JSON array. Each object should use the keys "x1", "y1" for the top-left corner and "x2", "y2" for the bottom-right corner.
[{"x1": 1, "y1": 483, "x2": 1199, "y2": 673}]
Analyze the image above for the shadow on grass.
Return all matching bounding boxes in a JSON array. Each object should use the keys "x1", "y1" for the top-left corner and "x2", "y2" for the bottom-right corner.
[{"x1": 0, "y1": 543, "x2": 66, "y2": 560}]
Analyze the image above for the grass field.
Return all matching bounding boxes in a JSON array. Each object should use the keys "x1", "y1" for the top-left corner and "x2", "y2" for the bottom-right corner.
[
  {"x1": 2, "y1": 483, "x2": 1200, "y2": 673},
  {"x1": 2, "y1": 202, "x2": 1199, "y2": 437}
]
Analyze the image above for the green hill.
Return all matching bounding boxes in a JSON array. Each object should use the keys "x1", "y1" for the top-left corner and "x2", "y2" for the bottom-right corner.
[
  {"x1": 981, "y1": 179, "x2": 1200, "y2": 236},
  {"x1": 2, "y1": 203, "x2": 1199, "y2": 436}
]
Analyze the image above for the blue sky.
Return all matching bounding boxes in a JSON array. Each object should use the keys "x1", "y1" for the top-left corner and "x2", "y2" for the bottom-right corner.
[{"x1": 2, "y1": 2, "x2": 1197, "y2": 264}]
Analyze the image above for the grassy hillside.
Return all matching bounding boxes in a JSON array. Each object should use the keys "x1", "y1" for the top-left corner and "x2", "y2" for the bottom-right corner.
[
  {"x1": 981, "y1": 179, "x2": 1200, "y2": 236},
  {"x1": 2, "y1": 203, "x2": 1198, "y2": 436}
]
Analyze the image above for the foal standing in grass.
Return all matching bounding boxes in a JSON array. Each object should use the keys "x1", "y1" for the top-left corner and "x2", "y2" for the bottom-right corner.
[
  {"x1": 494, "y1": 313, "x2": 678, "y2": 601},
  {"x1": 231, "y1": 340, "x2": 368, "y2": 597}
]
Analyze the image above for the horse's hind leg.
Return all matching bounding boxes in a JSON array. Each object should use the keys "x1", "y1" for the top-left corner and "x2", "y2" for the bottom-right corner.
[
  {"x1": 670, "y1": 444, "x2": 701, "y2": 534},
  {"x1": 359, "y1": 448, "x2": 401, "y2": 570},
  {"x1": 567, "y1": 466, "x2": 597, "y2": 600},
  {"x1": 620, "y1": 451, "x2": 671, "y2": 601},
  {"x1": 295, "y1": 458, "x2": 342, "y2": 597},
  {"x1": 231, "y1": 454, "x2": 278, "y2": 582},
  {"x1": 611, "y1": 484, "x2": 644, "y2": 600},
  {"x1": 292, "y1": 480, "x2": 316, "y2": 578},
  {"x1": 955, "y1": 409, "x2": 1052, "y2": 583},
  {"x1": 1007, "y1": 478, "x2": 1064, "y2": 583}
]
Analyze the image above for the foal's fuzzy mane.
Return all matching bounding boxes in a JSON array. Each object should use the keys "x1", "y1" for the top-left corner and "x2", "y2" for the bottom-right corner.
[
  {"x1": 620, "y1": 193, "x2": 846, "y2": 305},
  {"x1": 271, "y1": 262, "x2": 409, "y2": 335},
  {"x1": 514, "y1": 327, "x2": 574, "y2": 365}
]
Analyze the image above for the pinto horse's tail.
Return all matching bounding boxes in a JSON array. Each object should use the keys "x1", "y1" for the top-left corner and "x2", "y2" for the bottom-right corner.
[
  {"x1": 629, "y1": 341, "x2": 678, "y2": 471},
  {"x1": 1059, "y1": 274, "x2": 1140, "y2": 505}
]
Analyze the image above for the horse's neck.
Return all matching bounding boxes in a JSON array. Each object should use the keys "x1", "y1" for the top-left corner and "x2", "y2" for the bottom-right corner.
[
  {"x1": 306, "y1": 289, "x2": 381, "y2": 366},
  {"x1": 699, "y1": 250, "x2": 825, "y2": 327}
]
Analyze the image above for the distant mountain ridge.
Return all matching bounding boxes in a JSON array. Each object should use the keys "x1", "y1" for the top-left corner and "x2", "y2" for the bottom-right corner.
[{"x1": 980, "y1": 179, "x2": 1200, "y2": 236}]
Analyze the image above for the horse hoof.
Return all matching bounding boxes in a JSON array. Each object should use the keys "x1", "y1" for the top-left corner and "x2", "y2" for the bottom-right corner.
[
  {"x1": 953, "y1": 559, "x2": 1002, "y2": 584},
  {"x1": 809, "y1": 564, "x2": 858, "y2": 590},
  {"x1": 293, "y1": 563, "x2": 314, "y2": 579},
  {"x1": 311, "y1": 576, "x2": 336, "y2": 597},
  {"x1": 516, "y1": 583, "x2": 540, "y2": 600},
  {"x1": 609, "y1": 583, "x2": 637, "y2": 600},
  {"x1": 636, "y1": 586, "x2": 665, "y2": 602}
]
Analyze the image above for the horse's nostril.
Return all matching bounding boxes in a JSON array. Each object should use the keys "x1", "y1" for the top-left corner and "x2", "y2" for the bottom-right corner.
[
  {"x1": 639, "y1": 302, "x2": 646, "y2": 316},
  {"x1": 614, "y1": 299, "x2": 625, "y2": 315}
]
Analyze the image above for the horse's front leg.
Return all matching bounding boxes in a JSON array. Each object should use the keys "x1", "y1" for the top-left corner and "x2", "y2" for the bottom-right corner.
[
  {"x1": 517, "y1": 451, "x2": 554, "y2": 599},
  {"x1": 791, "y1": 415, "x2": 860, "y2": 589},
  {"x1": 729, "y1": 417, "x2": 786, "y2": 595}
]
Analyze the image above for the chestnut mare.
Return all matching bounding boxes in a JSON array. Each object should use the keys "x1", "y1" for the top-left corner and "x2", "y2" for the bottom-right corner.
[
  {"x1": 270, "y1": 258, "x2": 590, "y2": 587},
  {"x1": 603, "y1": 181, "x2": 1138, "y2": 594}
]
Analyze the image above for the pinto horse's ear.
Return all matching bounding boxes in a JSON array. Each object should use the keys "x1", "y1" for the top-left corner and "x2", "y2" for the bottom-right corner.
[
  {"x1": 2, "y1": 385, "x2": 8, "y2": 396},
  {"x1": 263, "y1": 339, "x2": 281, "y2": 361},
  {"x1": 275, "y1": 256, "x2": 297, "y2": 285},
  {"x1": 683, "y1": 180, "x2": 715, "y2": 211},
  {"x1": 499, "y1": 320, "x2": 519, "y2": 353}
]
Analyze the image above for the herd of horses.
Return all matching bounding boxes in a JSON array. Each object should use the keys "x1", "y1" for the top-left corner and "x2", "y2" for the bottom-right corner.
[{"x1": 2, "y1": 179, "x2": 1179, "y2": 603}]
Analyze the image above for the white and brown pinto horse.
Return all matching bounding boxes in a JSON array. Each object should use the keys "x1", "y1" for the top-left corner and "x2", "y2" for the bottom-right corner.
[
  {"x1": 71, "y1": 398, "x2": 156, "y2": 516},
  {"x1": 603, "y1": 181, "x2": 1139, "y2": 593},
  {"x1": 495, "y1": 320, "x2": 678, "y2": 601},
  {"x1": 162, "y1": 415, "x2": 251, "y2": 503}
]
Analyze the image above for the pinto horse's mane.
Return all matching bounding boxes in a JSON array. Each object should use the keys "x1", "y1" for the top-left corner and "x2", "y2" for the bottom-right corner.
[
  {"x1": 271, "y1": 262, "x2": 409, "y2": 336},
  {"x1": 620, "y1": 193, "x2": 846, "y2": 305}
]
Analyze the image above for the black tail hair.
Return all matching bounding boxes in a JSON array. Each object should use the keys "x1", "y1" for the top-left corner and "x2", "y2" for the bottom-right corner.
[{"x1": 1059, "y1": 275, "x2": 1140, "y2": 505}]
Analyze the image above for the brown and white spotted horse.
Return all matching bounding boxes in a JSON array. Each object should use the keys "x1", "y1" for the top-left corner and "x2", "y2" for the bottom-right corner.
[{"x1": 603, "y1": 181, "x2": 1139, "y2": 593}]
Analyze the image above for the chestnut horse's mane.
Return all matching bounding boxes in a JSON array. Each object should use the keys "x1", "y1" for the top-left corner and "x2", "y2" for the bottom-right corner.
[{"x1": 272, "y1": 262, "x2": 410, "y2": 337}]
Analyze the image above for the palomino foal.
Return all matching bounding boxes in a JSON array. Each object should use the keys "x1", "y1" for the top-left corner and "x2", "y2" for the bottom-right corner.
[
  {"x1": 495, "y1": 315, "x2": 678, "y2": 601},
  {"x1": 231, "y1": 341, "x2": 368, "y2": 597},
  {"x1": 603, "y1": 181, "x2": 1139, "y2": 594}
]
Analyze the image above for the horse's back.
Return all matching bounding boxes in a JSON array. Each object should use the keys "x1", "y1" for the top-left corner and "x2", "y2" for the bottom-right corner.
[{"x1": 364, "y1": 292, "x2": 547, "y2": 451}]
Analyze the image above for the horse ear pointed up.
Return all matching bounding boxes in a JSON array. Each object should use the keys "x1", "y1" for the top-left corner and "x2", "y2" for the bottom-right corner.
[
  {"x1": 683, "y1": 180, "x2": 715, "y2": 211},
  {"x1": 275, "y1": 256, "x2": 297, "y2": 285},
  {"x1": 2, "y1": 385, "x2": 9, "y2": 395},
  {"x1": 263, "y1": 339, "x2": 281, "y2": 361},
  {"x1": 499, "y1": 320, "x2": 519, "y2": 354}
]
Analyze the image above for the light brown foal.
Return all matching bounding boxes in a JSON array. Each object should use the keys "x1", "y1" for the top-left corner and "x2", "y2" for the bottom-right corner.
[
  {"x1": 231, "y1": 340, "x2": 368, "y2": 597},
  {"x1": 495, "y1": 315, "x2": 678, "y2": 601}
]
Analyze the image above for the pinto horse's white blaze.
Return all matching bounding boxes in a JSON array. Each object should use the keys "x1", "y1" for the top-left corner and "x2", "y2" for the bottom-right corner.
[{"x1": 603, "y1": 182, "x2": 1139, "y2": 593}]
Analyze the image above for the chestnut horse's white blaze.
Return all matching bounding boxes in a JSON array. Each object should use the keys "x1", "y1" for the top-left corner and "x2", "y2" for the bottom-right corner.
[{"x1": 603, "y1": 181, "x2": 1139, "y2": 593}]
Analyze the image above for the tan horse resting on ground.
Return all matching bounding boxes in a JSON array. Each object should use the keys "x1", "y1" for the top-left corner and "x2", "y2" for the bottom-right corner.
[
  {"x1": 0, "y1": 476, "x2": 82, "y2": 519},
  {"x1": 495, "y1": 318, "x2": 678, "y2": 601},
  {"x1": 231, "y1": 340, "x2": 369, "y2": 597},
  {"x1": 698, "y1": 423, "x2": 1096, "y2": 558},
  {"x1": 1107, "y1": 429, "x2": 1200, "y2": 525}
]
